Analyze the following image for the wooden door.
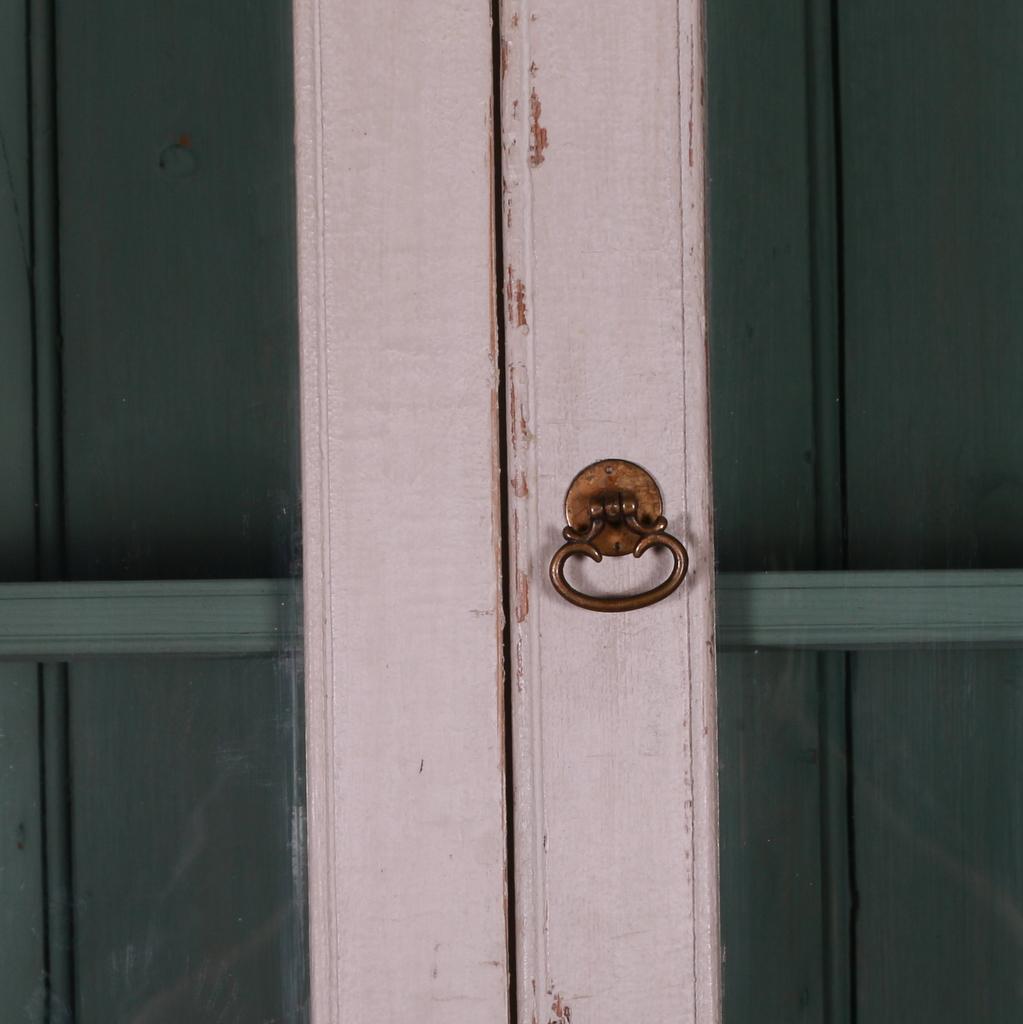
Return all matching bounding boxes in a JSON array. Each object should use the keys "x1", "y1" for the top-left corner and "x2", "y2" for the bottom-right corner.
[
  {"x1": 497, "y1": 3, "x2": 720, "y2": 1022},
  {"x1": 296, "y1": 0, "x2": 720, "y2": 1021},
  {"x1": 3, "y1": 0, "x2": 721, "y2": 1020}
]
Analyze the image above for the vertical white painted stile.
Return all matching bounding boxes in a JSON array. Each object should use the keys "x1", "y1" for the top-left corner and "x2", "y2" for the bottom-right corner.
[
  {"x1": 292, "y1": 2, "x2": 509, "y2": 1021},
  {"x1": 500, "y1": 2, "x2": 721, "y2": 1021}
]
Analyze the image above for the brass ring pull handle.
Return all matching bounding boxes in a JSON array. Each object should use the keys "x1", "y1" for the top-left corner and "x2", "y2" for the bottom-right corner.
[{"x1": 548, "y1": 459, "x2": 690, "y2": 613}]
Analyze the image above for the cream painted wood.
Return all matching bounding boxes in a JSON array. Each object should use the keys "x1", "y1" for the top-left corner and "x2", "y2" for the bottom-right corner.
[
  {"x1": 500, "y1": 2, "x2": 721, "y2": 1022},
  {"x1": 292, "y1": 2, "x2": 509, "y2": 1021}
]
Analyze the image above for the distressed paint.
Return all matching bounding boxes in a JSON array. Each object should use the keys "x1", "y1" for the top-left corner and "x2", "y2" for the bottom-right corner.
[
  {"x1": 500, "y1": 1, "x2": 720, "y2": 1021},
  {"x1": 292, "y1": 0, "x2": 509, "y2": 1021}
]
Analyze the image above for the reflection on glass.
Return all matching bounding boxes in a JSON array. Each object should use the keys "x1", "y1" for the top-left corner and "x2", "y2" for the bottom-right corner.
[{"x1": 69, "y1": 657, "x2": 306, "y2": 1023}]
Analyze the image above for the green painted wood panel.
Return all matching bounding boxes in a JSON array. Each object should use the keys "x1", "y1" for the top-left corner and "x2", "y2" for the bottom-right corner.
[
  {"x1": 837, "y1": 1, "x2": 1023, "y2": 1018},
  {"x1": 839, "y1": 4, "x2": 1023, "y2": 575},
  {"x1": 0, "y1": 0, "x2": 36, "y2": 564},
  {"x1": 56, "y1": 0, "x2": 301, "y2": 582},
  {"x1": 708, "y1": 1, "x2": 846, "y2": 1019},
  {"x1": 0, "y1": 669, "x2": 46, "y2": 1021},
  {"x1": 713, "y1": 0, "x2": 1023, "y2": 1019},
  {"x1": 714, "y1": 649, "x2": 828, "y2": 1021},
  {"x1": 0, "y1": 0, "x2": 47, "y2": 1016},
  {"x1": 51, "y1": 1, "x2": 307, "y2": 1020},
  {"x1": 70, "y1": 658, "x2": 306, "y2": 1024},
  {"x1": 707, "y1": 0, "x2": 818, "y2": 576},
  {"x1": 849, "y1": 652, "x2": 1023, "y2": 1022}
]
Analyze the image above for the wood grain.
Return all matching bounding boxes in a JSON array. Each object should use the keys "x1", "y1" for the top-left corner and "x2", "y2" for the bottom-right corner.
[
  {"x1": 292, "y1": 0, "x2": 510, "y2": 1020},
  {"x1": 499, "y1": 2, "x2": 720, "y2": 1020}
]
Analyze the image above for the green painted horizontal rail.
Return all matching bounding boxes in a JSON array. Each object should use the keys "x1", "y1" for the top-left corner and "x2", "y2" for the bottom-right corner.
[
  {"x1": 0, "y1": 580, "x2": 300, "y2": 659},
  {"x1": 716, "y1": 570, "x2": 1023, "y2": 650},
  {"x1": 0, "y1": 572, "x2": 1021, "y2": 658}
]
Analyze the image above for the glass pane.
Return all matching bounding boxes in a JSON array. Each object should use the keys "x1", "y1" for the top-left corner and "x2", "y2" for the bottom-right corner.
[
  {"x1": 69, "y1": 656, "x2": 305, "y2": 1023},
  {"x1": 714, "y1": 650, "x2": 837, "y2": 1022},
  {"x1": 1, "y1": 655, "x2": 305, "y2": 1023},
  {"x1": 1, "y1": 0, "x2": 307, "y2": 1019},
  {"x1": 848, "y1": 649, "x2": 1023, "y2": 1021},
  {"x1": 708, "y1": 0, "x2": 1023, "y2": 1020}
]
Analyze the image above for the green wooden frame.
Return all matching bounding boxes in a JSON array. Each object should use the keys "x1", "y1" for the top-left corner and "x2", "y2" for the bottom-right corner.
[
  {"x1": 717, "y1": 571, "x2": 1023, "y2": 648},
  {"x1": 1, "y1": 571, "x2": 1020, "y2": 659},
  {"x1": 0, "y1": 580, "x2": 299, "y2": 658}
]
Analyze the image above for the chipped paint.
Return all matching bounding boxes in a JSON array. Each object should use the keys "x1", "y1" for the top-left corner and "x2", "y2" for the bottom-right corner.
[
  {"x1": 505, "y1": 173, "x2": 514, "y2": 228},
  {"x1": 688, "y1": 33, "x2": 695, "y2": 167},
  {"x1": 514, "y1": 276, "x2": 528, "y2": 326},
  {"x1": 494, "y1": 4, "x2": 719, "y2": 1022},
  {"x1": 487, "y1": 103, "x2": 500, "y2": 370},
  {"x1": 549, "y1": 992, "x2": 572, "y2": 1023},
  {"x1": 507, "y1": 266, "x2": 528, "y2": 328},
  {"x1": 516, "y1": 570, "x2": 530, "y2": 623},
  {"x1": 508, "y1": 371, "x2": 531, "y2": 452},
  {"x1": 509, "y1": 376, "x2": 520, "y2": 450},
  {"x1": 529, "y1": 88, "x2": 548, "y2": 167}
]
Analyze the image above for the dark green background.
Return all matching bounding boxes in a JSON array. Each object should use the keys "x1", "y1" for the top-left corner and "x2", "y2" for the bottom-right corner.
[
  {"x1": 1, "y1": 1, "x2": 307, "y2": 1020},
  {"x1": 709, "y1": 1, "x2": 1023, "y2": 1021}
]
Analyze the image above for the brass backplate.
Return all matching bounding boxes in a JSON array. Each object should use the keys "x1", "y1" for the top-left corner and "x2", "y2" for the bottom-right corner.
[{"x1": 563, "y1": 458, "x2": 664, "y2": 557}]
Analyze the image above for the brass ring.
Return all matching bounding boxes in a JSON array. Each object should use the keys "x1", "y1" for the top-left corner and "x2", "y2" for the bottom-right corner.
[
  {"x1": 549, "y1": 531, "x2": 689, "y2": 613},
  {"x1": 548, "y1": 459, "x2": 690, "y2": 612}
]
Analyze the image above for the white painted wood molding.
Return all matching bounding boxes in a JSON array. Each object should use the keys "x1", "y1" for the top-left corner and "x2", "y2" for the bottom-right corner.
[
  {"x1": 499, "y1": 1, "x2": 721, "y2": 1021},
  {"x1": 293, "y1": 1, "x2": 510, "y2": 1020}
]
